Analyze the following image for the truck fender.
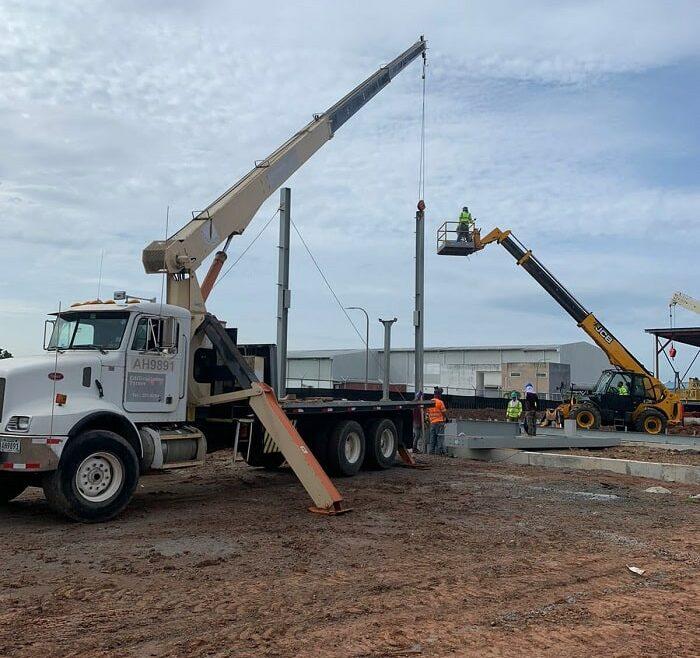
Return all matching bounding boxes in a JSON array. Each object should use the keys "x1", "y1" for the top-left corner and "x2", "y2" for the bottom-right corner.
[{"x1": 67, "y1": 412, "x2": 143, "y2": 461}]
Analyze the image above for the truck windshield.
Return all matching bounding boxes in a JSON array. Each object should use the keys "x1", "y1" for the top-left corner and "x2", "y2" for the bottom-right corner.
[{"x1": 48, "y1": 311, "x2": 130, "y2": 351}]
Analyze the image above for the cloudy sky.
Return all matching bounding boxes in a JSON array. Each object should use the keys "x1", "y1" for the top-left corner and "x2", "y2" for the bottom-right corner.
[{"x1": 1, "y1": 0, "x2": 698, "y2": 383}]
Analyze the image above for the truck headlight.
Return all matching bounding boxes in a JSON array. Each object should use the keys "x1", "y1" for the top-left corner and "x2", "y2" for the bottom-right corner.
[{"x1": 6, "y1": 416, "x2": 31, "y2": 432}]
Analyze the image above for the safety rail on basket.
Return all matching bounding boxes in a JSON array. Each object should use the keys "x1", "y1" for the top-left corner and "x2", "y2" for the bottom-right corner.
[{"x1": 436, "y1": 221, "x2": 479, "y2": 256}]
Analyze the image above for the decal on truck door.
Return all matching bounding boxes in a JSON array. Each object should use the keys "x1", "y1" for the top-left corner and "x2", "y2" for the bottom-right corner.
[
  {"x1": 130, "y1": 356, "x2": 176, "y2": 372},
  {"x1": 126, "y1": 372, "x2": 167, "y2": 403}
]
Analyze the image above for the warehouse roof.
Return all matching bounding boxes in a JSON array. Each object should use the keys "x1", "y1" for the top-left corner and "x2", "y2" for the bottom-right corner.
[{"x1": 289, "y1": 341, "x2": 594, "y2": 358}]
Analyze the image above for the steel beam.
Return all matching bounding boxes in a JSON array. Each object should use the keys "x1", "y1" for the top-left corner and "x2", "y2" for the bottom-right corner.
[{"x1": 276, "y1": 188, "x2": 292, "y2": 397}]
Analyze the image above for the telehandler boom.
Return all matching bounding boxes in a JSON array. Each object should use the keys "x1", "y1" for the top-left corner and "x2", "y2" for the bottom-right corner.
[{"x1": 437, "y1": 223, "x2": 682, "y2": 434}]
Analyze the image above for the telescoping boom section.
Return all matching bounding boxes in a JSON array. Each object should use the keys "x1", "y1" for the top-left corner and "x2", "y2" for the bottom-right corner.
[{"x1": 142, "y1": 37, "x2": 427, "y2": 302}]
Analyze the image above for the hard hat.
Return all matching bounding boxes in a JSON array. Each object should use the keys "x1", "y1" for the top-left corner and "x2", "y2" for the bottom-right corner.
[
  {"x1": 510, "y1": 391, "x2": 518, "y2": 399},
  {"x1": 462, "y1": 206, "x2": 468, "y2": 211}
]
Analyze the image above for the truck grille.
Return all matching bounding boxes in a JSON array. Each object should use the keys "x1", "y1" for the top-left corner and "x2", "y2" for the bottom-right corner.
[{"x1": 0, "y1": 378, "x2": 5, "y2": 424}]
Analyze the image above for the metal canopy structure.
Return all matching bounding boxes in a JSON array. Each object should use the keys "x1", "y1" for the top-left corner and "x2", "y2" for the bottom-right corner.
[
  {"x1": 645, "y1": 326, "x2": 700, "y2": 381},
  {"x1": 645, "y1": 327, "x2": 700, "y2": 348}
]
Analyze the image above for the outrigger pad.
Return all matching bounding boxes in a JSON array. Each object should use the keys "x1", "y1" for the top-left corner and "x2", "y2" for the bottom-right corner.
[{"x1": 309, "y1": 502, "x2": 352, "y2": 515}]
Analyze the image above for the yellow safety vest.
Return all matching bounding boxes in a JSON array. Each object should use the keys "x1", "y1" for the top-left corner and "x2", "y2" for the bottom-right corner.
[
  {"x1": 507, "y1": 400, "x2": 522, "y2": 418},
  {"x1": 459, "y1": 211, "x2": 473, "y2": 225}
]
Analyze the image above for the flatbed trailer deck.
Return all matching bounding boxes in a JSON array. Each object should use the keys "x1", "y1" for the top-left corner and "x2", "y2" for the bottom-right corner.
[{"x1": 203, "y1": 394, "x2": 428, "y2": 477}]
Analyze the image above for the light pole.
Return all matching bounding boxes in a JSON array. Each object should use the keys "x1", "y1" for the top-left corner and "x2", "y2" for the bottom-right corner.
[
  {"x1": 346, "y1": 306, "x2": 369, "y2": 390},
  {"x1": 378, "y1": 318, "x2": 397, "y2": 400}
]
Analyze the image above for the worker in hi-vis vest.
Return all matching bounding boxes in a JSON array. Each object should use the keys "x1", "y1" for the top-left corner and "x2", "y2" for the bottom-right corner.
[
  {"x1": 457, "y1": 206, "x2": 474, "y2": 241},
  {"x1": 617, "y1": 381, "x2": 629, "y2": 396},
  {"x1": 506, "y1": 391, "x2": 522, "y2": 422},
  {"x1": 426, "y1": 387, "x2": 448, "y2": 455}
]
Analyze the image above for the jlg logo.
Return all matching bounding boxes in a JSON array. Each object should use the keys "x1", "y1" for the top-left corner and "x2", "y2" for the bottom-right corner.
[{"x1": 594, "y1": 323, "x2": 614, "y2": 344}]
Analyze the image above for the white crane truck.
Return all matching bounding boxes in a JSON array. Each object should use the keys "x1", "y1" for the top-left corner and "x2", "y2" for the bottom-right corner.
[{"x1": 0, "y1": 38, "x2": 428, "y2": 522}]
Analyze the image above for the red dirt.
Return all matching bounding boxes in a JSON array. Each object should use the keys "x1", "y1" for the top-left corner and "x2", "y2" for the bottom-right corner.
[
  {"x1": 1, "y1": 454, "x2": 698, "y2": 658},
  {"x1": 563, "y1": 446, "x2": 700, "y2": 465}
]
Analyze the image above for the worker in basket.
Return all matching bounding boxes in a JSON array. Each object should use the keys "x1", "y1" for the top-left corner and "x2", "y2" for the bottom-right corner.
[
  {"x1": 506, "y1": 391, "x2": 522, "y2": 423},
  {"x1": 457, "y1": 206, "x2": 474, "y2": 242}
]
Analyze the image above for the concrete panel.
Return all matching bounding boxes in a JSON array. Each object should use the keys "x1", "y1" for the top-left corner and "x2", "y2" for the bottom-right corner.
[{"x1": 451, "y1": 448, "x2": 700, "y2": 485}]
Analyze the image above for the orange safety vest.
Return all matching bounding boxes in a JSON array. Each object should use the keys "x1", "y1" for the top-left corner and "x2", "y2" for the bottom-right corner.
[{"x1": 427, "y1": 398, "x2": 447, "y2": 424}]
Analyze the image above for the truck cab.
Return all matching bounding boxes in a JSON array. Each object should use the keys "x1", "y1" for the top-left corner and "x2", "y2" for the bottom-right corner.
[{"x1": 0, "y1": 301, "x2": 196, "y2": 520}]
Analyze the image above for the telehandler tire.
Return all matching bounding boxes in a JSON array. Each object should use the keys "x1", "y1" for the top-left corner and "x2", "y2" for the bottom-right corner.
[
  {"x1": 43, "y1": 430, "x2": 139, "y2": 523},
  {"x1": 570, "y1": 403, "x2": 601, "y2": 431},
  {"x1": 0, "y1": 474, "x2": 28, "y2": 504},
  {"x1": 635, "y1": 410, "x2": 667, "y2": 435}
]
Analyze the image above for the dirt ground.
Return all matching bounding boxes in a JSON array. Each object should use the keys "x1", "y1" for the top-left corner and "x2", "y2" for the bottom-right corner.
[
  {"x1": 1, "y1": 454, "x2": 699, "y2": 658},
  {"x1": 564, "y1": 446, "x2": 700, "y2": 465}
]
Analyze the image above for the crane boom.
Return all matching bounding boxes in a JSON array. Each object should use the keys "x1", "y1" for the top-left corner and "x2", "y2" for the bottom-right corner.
[
  {"x1": 142, "y1": 37, "x2": 426, "y2": 285},
  {"x1": 670, "y1": 291, "x2": 700, "y2": 315}
]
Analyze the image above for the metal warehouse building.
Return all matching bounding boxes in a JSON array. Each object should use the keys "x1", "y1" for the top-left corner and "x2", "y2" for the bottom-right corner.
[{"x1": 287, "y1": 341, "x2": 610, "y2": 398}]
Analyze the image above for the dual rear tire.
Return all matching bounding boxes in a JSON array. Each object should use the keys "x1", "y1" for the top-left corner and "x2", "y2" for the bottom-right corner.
[{"x1": 325, "y1": 418, "x2": 398, "y2": 477}]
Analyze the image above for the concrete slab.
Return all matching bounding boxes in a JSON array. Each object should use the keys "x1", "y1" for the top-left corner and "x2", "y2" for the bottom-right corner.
[
  {"x1": 445, "y1": 435, "x2": 621, "y2": 450},
  {"x1": 444, "y1": 420, "x2": 620, "y2": 450},
  {"x1": 537, "y1": 426, "x2": 700, "y2": 449},
  {"x1": 448, "y1": 447, "x2": 700, "y2": 485}
]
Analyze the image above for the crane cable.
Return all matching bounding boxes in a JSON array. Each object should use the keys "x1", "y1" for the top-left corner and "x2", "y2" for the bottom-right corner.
[
  {"x1": 418, "y1": 46, "x2": 427, "y2": 201},
  {"x1": 290, "y1": 218, "x2": 366, "y2": 346}
]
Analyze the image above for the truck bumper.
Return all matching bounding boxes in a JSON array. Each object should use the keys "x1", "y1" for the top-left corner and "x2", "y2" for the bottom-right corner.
[{"x1": 0, "y1": 435, "x2": 65, "y2": 472}]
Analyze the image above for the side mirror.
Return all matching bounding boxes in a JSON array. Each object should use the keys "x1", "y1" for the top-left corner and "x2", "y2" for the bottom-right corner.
[
  {"x1": 43, "y1": 319, "x2": 56, "y2": 350},
  {"x1": 113, "y1": 290, "x2": 126, "y2": 301}
]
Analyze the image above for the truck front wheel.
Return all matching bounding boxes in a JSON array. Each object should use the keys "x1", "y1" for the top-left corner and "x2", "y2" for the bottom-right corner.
[
  {"x1": 43, "y1": 430, "x2": 139, "y2": 522},
  {"x1": 0, "y1": 474, "x2": 28, "y2": 504}
]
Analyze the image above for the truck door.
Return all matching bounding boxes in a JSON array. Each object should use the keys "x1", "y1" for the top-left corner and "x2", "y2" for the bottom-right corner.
[{"x1": 123, "y1": 315, "x2": 183, "y2": 414}]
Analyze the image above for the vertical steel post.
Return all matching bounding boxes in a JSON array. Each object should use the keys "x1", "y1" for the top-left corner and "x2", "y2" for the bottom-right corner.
[
  {"x1": 654, "y1": 335, "x2": 659, "y2": 380},
  {"x1": 277, "y1": 188, "x2": 291, "y2": 397},
  {"x1": 379, "y1": 318, "x2": 397, "y2": 400},
  {"x1": 414, "y1": 201, "x2": 425, "y2": 396}
]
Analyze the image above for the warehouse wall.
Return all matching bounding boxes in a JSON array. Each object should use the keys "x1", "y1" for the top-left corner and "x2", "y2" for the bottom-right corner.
[{"x1": 559, "y1": 342, "x2": 610, "y2": 387}]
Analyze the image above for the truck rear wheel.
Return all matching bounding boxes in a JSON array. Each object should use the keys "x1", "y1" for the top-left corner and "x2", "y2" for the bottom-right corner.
[
  {"x1": 43, "y1": 430, "x2": 139, "y2": 523},
  {"x1": 326, "y1": 420, "x2": 365, "y2": 477},
  {"x1": 635, "y1": 410, "x2": 667, "y2": 435},
  {"x1": 570, "y1": 403, "x2": 601, "y2": 430},
  {"x1": 364, "y1": 418, "x2": 398, "y2": 469},
  {"x1": 0, "y1": 474, "x2": 28, "y2": 504}
]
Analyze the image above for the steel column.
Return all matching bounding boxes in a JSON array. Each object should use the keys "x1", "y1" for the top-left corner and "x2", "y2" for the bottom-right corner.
[
  {"x1": 276, "y1": 188, "x2": 291, "y2": 397},
  {"x1": 414, "y1": 202, "x2": 425, "y2": 395},
  {"x1": 379, "y1": 317, "x2": 397, "y2": 400}
]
